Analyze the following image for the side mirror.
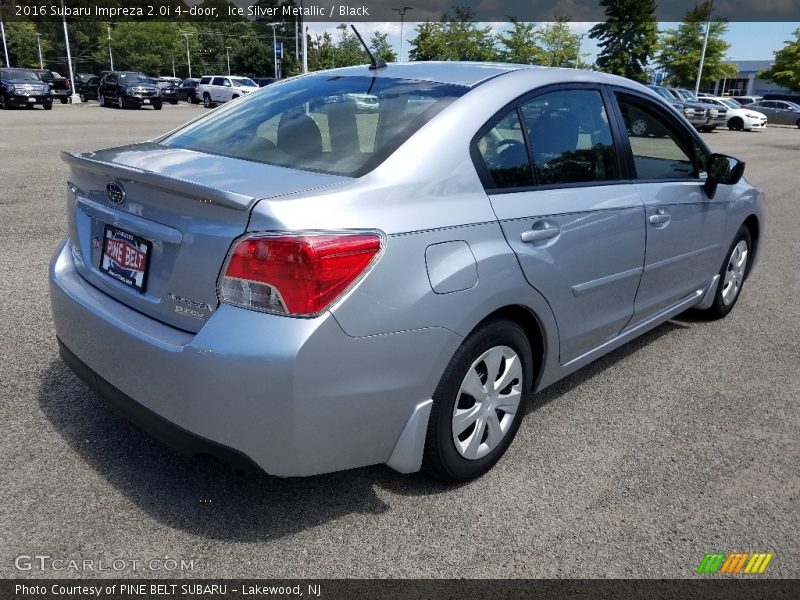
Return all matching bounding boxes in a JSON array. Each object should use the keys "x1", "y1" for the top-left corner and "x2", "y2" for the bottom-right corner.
[{"x1": 704, "y1": 153, "x2": 745, "y2": 199}]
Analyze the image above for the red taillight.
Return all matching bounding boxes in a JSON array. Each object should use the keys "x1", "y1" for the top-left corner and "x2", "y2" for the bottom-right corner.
[{"x1": 219, "y1": 233, "x2": 382, "y2": 316}]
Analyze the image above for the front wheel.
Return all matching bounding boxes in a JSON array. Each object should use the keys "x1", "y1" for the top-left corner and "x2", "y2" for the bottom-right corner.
[
  {"x1": 423, "y1": 319, "x2": 532, "y2": 482},
  {"x1": 43, "y1": 102, "x2": 52, "y2": 110},
  {"x1": 728, "y1": 117, "x2": 744, "y2": 131},
  {"x1": 0, "y1": 94, "x2": 7, "y2": 110},
  {"x1": 59, "y1": 97, "x2": 68, "y2": 104},
  {"x1": 153, "y1": 103, "x2": 162, "y2": 110},
  {"x1": 698, "y1": 226, "x2": 752, "y2": 319}
]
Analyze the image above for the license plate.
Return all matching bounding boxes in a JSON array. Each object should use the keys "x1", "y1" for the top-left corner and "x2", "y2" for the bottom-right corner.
[
  {"x1": 143, "y1": 99, "x2": 150, "y2": 104},
  {"x1": 100, "y1": 226, "x2": 151, "y2": 293},
  {"x1": 28, "y1": 97, "x2": 35, "y2": 102}
]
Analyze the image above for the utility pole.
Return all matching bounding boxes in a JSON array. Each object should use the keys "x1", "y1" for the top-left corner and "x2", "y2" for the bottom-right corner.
[
  {"x1": 225, "y1": 46, "x2": 231, "y2": 76},
  {"x1": 694, "y1": 0, "x2": 714, "y2": 96},
  {"x1": 61, "y1": 0, "x2": 80, "y2": 103},
  {"x1": 392, "y1": 6, "x2": 414, "y2": 62},
  {"x1": 295, "y1": 17, "x2": 299, "y2": 61},
  {"x1": 107, "y1": 23, "x2": 114, "y2": 71},
  {"x1": 0, "y1": 15, "x2": 10, "y2": 68},
  {"x1": 182, "y1": 32, "x2": 192, "y2": 78},
  {"x1": 36, "y1": 33, "x2": 44, "y2": 69},
  {"x1": 575, "y1": 33, "x2": 586, "y2": 68},
  {"x1": 172, "y1": 54, "x2": 176, "y2": 78}
]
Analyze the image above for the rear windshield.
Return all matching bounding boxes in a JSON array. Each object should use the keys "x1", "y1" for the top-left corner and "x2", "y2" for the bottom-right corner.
[{"x1": 161, "y1": 75, "x2": 467, "y2": 177}]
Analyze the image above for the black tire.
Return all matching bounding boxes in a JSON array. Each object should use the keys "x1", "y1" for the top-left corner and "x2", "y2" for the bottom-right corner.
[
  {"x1": 728, "y1": 117, "x2": 744, "y2": 131},
  {"x1": 170, "y1": 100, "x2": 178, "y2": 105},
  {"x1": 59, "y1": 97, "x2": 68, "y2": 104},
  {"x1": 153, "y1": 103, "x2": 162, "y2": 110},
  {"x1": 700, "y1": 125, "x2": 715, "y2": 132},
  {"x1": 423, "y1": 319, "x2": 533, "y2": 482},
  {"x1": 116, "y1": 94, "x2": 123, "y2": 109},
  {"x1": 0, "y1": 94, "x2": 8, "y2": 110},
  {"x1": 698, "y1": 226, "x2": 752, "y2": 320},
  {"x1": 203, "y1": 93, "x2": 212, "y2": 108},
  {"x1": 98, "y1": 94, "x2": 105, "y2": 107},
  {"x1": 796, "y1": 118, "x2": 800, "y2": 129},
  {"x1": 79, "y1": 93, "x2": 86, "y2": 103},
  {"x1": 43, "y1": 102, "x2": 52, "y2": 110}
]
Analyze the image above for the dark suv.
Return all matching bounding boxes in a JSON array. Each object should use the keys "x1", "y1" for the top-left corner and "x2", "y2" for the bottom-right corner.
[
  {"x1": 98, "y1": 71, "x2": 162, "y2": 110},
  {"x1": 0, "y1": 68, "x2": 53, "y2": 109}
]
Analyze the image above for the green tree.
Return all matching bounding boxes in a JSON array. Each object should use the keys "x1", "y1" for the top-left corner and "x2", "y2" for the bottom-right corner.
[
  {"x1": 589, "y1": 0, "x2": 658, "y2": 83},
  {"x1": 2, "y1": 22, "x2": 42, "y2": 68},
  {"x1": 656, "y1": 2, "x2": 737, "y2": 88},
  {"x1": 497, "y1": 18, "x2": 543, "y2": 64},
  {"x1": 307, "y1": 31, "x2": 336, "y2": 71},
  {"x1": 333, "y1": 23, "x2": 369, "y2": 67},
  {"x1": 408, "y1": 6, "x2": 497, "y2": 62},
  {"x1": 370, "y1": 31, "x2": 397, "y2": 63},
  {"x1": 408, "y1": 21, "x2": 446, "y2": 61},
  {"x1": 759, "y1": 28, "x2": 800, "y2": 92},
  {"x1": 539, "y1": 17, "x2": 586, "y2": 68},
  {"x1": 95, "y1": 22, "x2": 185, "y2": 76}
]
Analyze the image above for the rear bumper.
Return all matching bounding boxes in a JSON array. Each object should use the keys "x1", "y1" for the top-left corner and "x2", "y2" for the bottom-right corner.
[{"x1": 50, "y1": 240, "x2": 458, "y2": 476}]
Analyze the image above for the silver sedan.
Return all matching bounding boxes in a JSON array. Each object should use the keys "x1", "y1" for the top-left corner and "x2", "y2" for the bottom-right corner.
[{"x1": 50, "y1": 63, "x2": 763, "y2": 481}]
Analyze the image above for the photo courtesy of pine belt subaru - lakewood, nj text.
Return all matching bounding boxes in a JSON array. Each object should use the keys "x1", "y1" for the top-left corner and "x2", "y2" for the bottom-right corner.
[{"x1": 50, "y1": 63, "x2": 763, "y2": 482}]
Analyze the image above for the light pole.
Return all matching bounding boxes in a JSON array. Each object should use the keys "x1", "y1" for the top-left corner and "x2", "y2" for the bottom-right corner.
[
  {"x1": 36, "y1": 33, "x2": 44, "y2": 69},
  {"x1": 270, "y1": 23, "x2": 278, "y2": 78},
  {"x1": 694, "y1": 0, "x2": 714, "y2": 96},
  {"x1": 225, "y1": 46, "x2": 231, "y2": 76},
  {"x1": 0, "y1": 15, "x2": 10, "y2": 68},
  {"x1": 181, "y1": 32, "x2": 192, "y2": 79},
  {"x1": 107, "y1": 24, "x2": 114, "y2": 71},
  {"x1": 60, "y1": 1, "x2": 80, "y2": 103},
  {"x1": 392, "y1": 6, "x2": 414, "y2": 62},
  {"x1": 575, "y1": 33, "x2": 587, "y2": 68}
]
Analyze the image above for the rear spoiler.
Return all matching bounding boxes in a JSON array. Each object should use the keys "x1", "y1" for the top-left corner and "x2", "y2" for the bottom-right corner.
[{"x1": 61, "y1": 151, "x2": 257, "y2": 211}]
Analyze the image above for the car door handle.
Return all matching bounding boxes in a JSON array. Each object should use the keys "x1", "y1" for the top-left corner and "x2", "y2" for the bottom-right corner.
[
  {"x1": 521, "y1": 224, "x2": 560, "y2": 243},
  {"x1": 649, "y1": 212, "x2": 671, "y2": 225}
]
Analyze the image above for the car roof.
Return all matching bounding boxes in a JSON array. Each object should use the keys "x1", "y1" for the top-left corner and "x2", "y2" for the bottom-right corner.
[{"x1": 305, "y1": 62, "x2": 649, "y2": 89}]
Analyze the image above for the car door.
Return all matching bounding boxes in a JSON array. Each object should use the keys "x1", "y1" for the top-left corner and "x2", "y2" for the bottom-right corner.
[
  {"x1": 773, "y1": 101, "x2": 800, "y2": 126},
  {"x1": 209, "y1": 77, "x2": 226, "y2": 102},
  {"x1": 611, "y1": 91, "x2": 727, "y2": 326},
  {"x1": 476, "y1": 86, "x2": 646, "y2": 364},
  {"x1": 101, "y1": 74, "x2": 116, "y2": 101}
]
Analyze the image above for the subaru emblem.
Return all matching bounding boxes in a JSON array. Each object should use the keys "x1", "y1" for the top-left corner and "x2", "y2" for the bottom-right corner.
[{"x1": 106, "y1": 182, "x2": 126, "y2": 205}]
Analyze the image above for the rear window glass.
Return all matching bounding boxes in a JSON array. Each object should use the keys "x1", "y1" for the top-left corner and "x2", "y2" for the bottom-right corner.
[{"x1": 160, "y1": 75, "x2": 467, "y2": 177}]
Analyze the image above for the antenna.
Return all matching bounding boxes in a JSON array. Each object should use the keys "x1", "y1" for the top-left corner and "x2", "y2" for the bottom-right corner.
[{"x1": 350, "y1": 25, "x2": 386, "y2": 70}]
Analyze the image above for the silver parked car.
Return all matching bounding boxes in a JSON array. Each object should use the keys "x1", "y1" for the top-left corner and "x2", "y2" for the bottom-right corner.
[
  {"x1": 50, "y1": 63, "x2": 763, "y2": 482},
  {"x1": 750, "y1": 99, "x2": 800, "y2": 127}
]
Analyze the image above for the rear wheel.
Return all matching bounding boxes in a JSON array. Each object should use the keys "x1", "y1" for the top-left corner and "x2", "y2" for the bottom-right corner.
[
  {"x1": 203, "y1": 93, "x2": 212, "y2": 108},
  {"x1": 728, "y1": 117, "x2": 744, "y2": 131},
  {"x1": 59, "y1": 97, "x2": 68, "y2": 104},
  {"x1": 698, "y1": 226, "x2": 752, "y2": 319},
  {"x1": 153, "y1": 103, "x2": 162, "y2": 110},
  {"x1": 116, "y1": 93, "x2": 123, "y2": 109},
  {"x1": 423, "y1": 319, "x2": 532, "y2": 482},
  {"x1": 43, "y1": 102, "x2": 52, "y2": 110},
  {"x1": 631, "y1": 117, "x2": 650, "y2": 136},
  {"x1": 796, "y1": 118, "x2": 800, "y2": 129}
]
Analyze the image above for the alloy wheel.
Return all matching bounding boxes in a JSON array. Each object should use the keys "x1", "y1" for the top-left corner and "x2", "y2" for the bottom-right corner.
[{"x1": 631, "y1": 118, "x2": 649, "y2": 136}]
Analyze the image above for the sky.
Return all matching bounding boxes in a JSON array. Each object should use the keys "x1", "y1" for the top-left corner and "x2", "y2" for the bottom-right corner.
[{"x1": 304, "y1": 21, "x2": 800, "y2": 64}]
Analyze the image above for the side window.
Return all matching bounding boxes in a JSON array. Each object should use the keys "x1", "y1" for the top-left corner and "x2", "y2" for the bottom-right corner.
[
  {"x1": 200, "y1": 77, "x2": 211, "y2": 85},
  {"x1": 521, "y1": 89, "x2": 619, "y2": 185},
  {"x1": 222, "y1": 79, "x2": 232, "y2": 87},
  {"x1": 212, "y1": 77, "x2": 226, "y2": 86},
  {"x1": 616, "y1": 94, "x2": 698, "y2": 180},
  {"x1": 106, "y1": 75, "x2": 116, "y2": 84},
  {"x1": 476, "y1": 108, "x2": 533, "y2": 189}
]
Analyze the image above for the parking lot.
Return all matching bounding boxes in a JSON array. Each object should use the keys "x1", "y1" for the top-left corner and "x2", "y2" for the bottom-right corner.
[{"x1": 0, "y1": 103, "x2": 798, "y2": 578}]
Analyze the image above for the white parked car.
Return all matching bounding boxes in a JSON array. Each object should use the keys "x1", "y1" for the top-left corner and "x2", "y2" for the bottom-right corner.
[
  {"x1": 704, "y1": 97, "x2": 768, "y2": 131},
  {"x1": 198, "y1": 75, "x2": 259, "y2": 108}
]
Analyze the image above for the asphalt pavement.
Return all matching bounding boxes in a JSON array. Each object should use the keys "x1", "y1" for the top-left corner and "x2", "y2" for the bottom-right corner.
[{"x1": 0, "y1": 102, "x2": 798, "y2": 578}]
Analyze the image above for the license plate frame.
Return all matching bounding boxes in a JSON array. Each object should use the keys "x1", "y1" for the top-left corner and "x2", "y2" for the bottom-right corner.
[{"x1": 99, "y1": 225, "x2": 151, "y2": 293}]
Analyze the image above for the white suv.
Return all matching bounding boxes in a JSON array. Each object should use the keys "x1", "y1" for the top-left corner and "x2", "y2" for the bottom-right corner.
[{"x1": 199, "y1": 76, "x2": 259, "y2": 108}]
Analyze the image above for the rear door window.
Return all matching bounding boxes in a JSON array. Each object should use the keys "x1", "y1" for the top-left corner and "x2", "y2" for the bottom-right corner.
[{"x1": 476, "y1": 109, "x2": 533, "y2": 189}]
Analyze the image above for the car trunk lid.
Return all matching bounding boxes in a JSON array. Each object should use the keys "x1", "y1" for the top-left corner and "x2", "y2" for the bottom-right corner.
[{"x1": 62, "y1": 142, "x2": 349, "y2": 332}]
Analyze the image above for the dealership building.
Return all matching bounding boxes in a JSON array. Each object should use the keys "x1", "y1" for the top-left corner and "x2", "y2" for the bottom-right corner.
[{"x1": 708, "y1": 60, "x2": 793, "y2": 97}]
